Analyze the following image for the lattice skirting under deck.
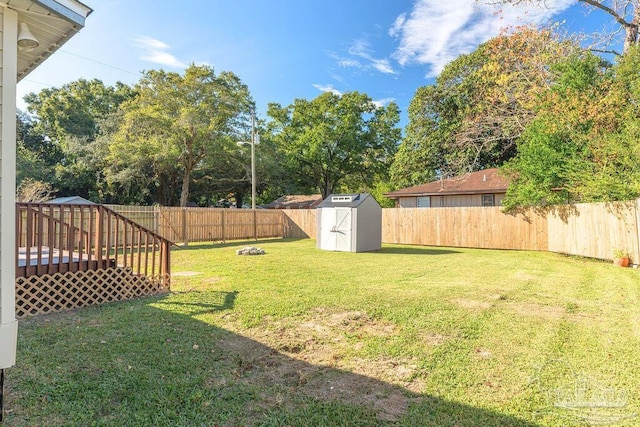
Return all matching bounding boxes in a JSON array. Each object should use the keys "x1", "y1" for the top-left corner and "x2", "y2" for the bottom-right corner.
[{"x1": 15, "y1": 267, "x2": 169, "y2": 319}]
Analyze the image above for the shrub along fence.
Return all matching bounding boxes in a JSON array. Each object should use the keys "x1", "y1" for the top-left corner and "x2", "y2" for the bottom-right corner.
[{"x1": 108, "y1": 199, "x2": 640, "y2": 263}]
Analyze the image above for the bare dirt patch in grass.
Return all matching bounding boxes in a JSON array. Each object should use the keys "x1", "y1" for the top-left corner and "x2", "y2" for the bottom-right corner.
[
  {"x1": 172, "y1": 271, "x2": 201, "y2": 277},
  {"x1": 420, "y1": 332, "x2": 453, "y2": 347},
  {"x1": 506, "y1": 302, "x2": 565, "y2": 321},
  {"x1": 216, "y1": 307, "x2": 422, "y2": 421}
]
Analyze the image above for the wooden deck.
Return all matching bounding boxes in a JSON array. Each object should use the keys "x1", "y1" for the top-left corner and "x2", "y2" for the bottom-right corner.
[
  {"x1": 17, "y1": 246, "x2": 116, "y2": 277},
  {"x1": 18, "y1": 246, "x2": 88, "y2": 267},
  {"x1": 15, "y1": 203, "x2": 172, "y2": 318}
]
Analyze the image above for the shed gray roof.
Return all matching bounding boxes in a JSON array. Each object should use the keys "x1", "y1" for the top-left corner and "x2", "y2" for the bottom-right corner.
[{"x1": 316, "y1": 193, "x2": 375, "y2": 209}]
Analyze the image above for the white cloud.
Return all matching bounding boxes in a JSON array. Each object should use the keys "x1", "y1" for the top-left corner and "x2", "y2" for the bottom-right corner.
[
  {"x1": 371, "y1": 58, "x2": 395, "y2": 74},
  {"x1": 313, "y1": 83, "x2": 343, "y2": 96},
  {"x1": 388, "y1": 13, "x2": 406, "y2": 38},
  {"x1": 390, "y1": 0, "x2": 574, "y2": 77},
  {"x1": 132, "y1": 35, "x2": 187, "y2": 68},
  {"x1": 338, "y1": 58, "x2": 362, "y2": 68},
  {"x1": 312, "y1": 85, "x2": 394, "y2": 107},
  {"x1": 373, "y1": 97, "x2": 396, "y2": 108},
  {"x1": 334, "y1": 38, "x2": 397, "y2": 75}
]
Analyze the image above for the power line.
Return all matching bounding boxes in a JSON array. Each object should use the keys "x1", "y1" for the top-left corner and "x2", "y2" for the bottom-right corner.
[
  {"x1": 19, "y1": 49, "x2": 143, "y2": 90},
  {"x1": 58, "y1": 49, "x2": 142, "y2": 77}
]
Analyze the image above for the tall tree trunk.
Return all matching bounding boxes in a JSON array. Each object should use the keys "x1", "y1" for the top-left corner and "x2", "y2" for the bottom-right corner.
[
  {"x1": 180, "y1": 137, "x2": 194, "y2": 207},
  {"x1": 624, "y1": 7, "x2": 640, "y2": 53},
  {"x1": 322, "y1": 176, "x2": 332, "y2": 199},
  {"x1": 180, "y1": 168, "x2": 191, "y2": 207}
]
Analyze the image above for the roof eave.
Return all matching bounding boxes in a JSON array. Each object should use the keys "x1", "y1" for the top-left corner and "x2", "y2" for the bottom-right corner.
[
  {"x1": 33, "y1": 0, "x2": 92, "y2": 26},
  {"x1": 17, "y1": 0, "x2": 93, "y2": 81}
]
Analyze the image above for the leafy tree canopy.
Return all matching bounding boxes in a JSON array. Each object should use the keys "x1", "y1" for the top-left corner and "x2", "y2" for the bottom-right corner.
[
  {"x1": 502, "y1": 47, "x2": 640, "y2": 211},
  {"x1": 267, "y1": 91, "x2": 400, "y2": 199},
  {"x1": 391, "y1": 28, "x2": 576, "y2": 188},
  {"x1": 20, "y1": 80, "x2": 134, "y2": 200},
  {"x1": 106, "y1": 64, "x2": 253, "y2": 206}
]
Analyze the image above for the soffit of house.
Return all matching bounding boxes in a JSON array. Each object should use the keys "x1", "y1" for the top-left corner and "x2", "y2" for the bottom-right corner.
[{"x1": 9, "y1": 0, "x2": 92, "y2": 81}]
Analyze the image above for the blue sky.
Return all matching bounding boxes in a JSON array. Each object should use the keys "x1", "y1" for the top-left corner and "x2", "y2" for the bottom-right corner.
[{"x1": 18, "y1": 0, "x2": 611, "y2": 128}]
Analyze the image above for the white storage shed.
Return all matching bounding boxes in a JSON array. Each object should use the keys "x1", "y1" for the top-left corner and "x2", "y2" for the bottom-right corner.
[{"x1": 316, "y1": 193, "x2": 382, "y2": 253}]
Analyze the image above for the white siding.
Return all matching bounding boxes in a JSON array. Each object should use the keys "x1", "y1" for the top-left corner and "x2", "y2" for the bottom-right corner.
[
  {"x1": 398, "y1": 193, "x2": 506, "y2": 208},
  {"x1": 0, "y1": 7, "x2": 18, "y2": 369},
  {"x1": 398, "y1": 197, "x2": 417, "y2": 208},
  {"x1": 441, "y1": 194, "x2": 479, "y2": 207}
]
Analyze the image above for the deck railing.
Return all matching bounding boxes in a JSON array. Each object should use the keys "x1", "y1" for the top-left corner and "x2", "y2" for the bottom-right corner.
[{"x1": 16, "y1": 203, "x2": 171, "y2": 289}]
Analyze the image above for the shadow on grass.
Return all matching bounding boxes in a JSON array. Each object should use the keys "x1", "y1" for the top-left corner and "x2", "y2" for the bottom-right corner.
[
  {"x1": 172, "y1": 237, "x2": 304, "y2": 252},
  {"x1": 7, "y1": 291, "x2": 540, "y2": 426},
  {"x1": 375, "y1": 246, "x2": 461, "y2": 256}
]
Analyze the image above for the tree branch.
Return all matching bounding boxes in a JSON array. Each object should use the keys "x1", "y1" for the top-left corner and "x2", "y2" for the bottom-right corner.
[
  {"x1": 589, "y1": 47, "x2": 623, "y2": 55},
  {"x1": 580, "y1": 0, "x2": 630, "y2": 27}
]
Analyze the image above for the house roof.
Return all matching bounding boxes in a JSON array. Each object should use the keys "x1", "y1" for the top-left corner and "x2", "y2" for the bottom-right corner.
[
  {"x1": 263, "y1": 194, "x2": 323, "y2": 209},
  {"x1": 12, "y1": 0, "x2": 93, "y2": 81},
  {"x1": 316, "y1": 193, "x2": 377, "y2": 209},
  {"x1": 47, "y1": 196, "x2": 94, "y2": 204},
  {"x1": 385, "y1": 168, "x2": 509, "y2": 199}
]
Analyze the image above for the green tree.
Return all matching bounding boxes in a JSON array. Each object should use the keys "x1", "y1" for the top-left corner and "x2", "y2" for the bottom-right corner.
[
  {"x1": 502, "y1": 48, "x2": 640, "y2": 211},
  {"x1": 107, "y1": 65, "x2": 252, "y2": 207},
  {"x1": 23, "y1": 79, "x2": 134, "y2": 200},
  {"x1": 391, "y1": 28, "x2": 575, "y2": 187},
  {"x1": 25, "y1": 79, "x2": 133, "y2": 142},
  {"x1": 16, "y1": 111, "x2": 55, "y2": 187},
  {"x1": 267, "y1": 91, "x2": 400, "y2": 199}
]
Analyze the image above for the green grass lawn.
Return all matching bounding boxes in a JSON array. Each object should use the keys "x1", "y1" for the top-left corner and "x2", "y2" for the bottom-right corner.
[{"x1": 6, "y1": 238, "x2": 640, "y2": 426}]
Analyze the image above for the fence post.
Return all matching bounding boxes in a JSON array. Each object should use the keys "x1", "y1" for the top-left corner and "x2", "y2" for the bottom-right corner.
[
  {"x1": 221, "y1": 209, "x2": 226, "y2": 243},
  {"x1": 154, "y1": 206, "x2": 159, "y2": 234},
  {"x1": 182, "y1": 207, "x2": 188, "y2": 246},
  {"x1": 281, "y1": 210, "x2": 286, "y2": 238},
  {"x1": 253, "y1": 209, "x2": 257, "y2": 241}
]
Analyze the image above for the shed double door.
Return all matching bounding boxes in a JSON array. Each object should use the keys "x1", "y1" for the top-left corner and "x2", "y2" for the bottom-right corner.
[{"x1": 320, "y1": 208, "x2": 352, "y2": 251}]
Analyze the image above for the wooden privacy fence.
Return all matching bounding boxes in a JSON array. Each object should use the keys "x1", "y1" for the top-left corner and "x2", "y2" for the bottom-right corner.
[
  {"x1": 272, "y1": 203, "x2": 640, "y2": 262},
  {"x1": 382, "y1": 206, "x2": 549, "y2": 251},
  {"x1": 547, "y1": 200, "x2": 640, "y2": 262},
  {"x1": 283, "y1": 210, "x2": 317, "y2": 239},
  {"x1": 107, "y1": 206, "x2": 284, "y2": 244},
  {"x1": 280, "y1": 207, "x2": 549, "y2": 250},
  {"x1": 107, "y1": 200, "x2": 640, "y2": 263},
  {"x1": 16, "y1": 203, "x2": 172, "y2": 318}
]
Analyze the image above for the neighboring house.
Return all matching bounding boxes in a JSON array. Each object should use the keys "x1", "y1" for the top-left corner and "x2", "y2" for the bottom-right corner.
[
  {"x1": 385, "y1": 168, "x2": 509, "y2": 208},
  {"x1": 0, "y1": 0, "x2": 92, "y2": 372},
  {"x1": 263, "y1": 194, "x2": 323, "y2": 209}
]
